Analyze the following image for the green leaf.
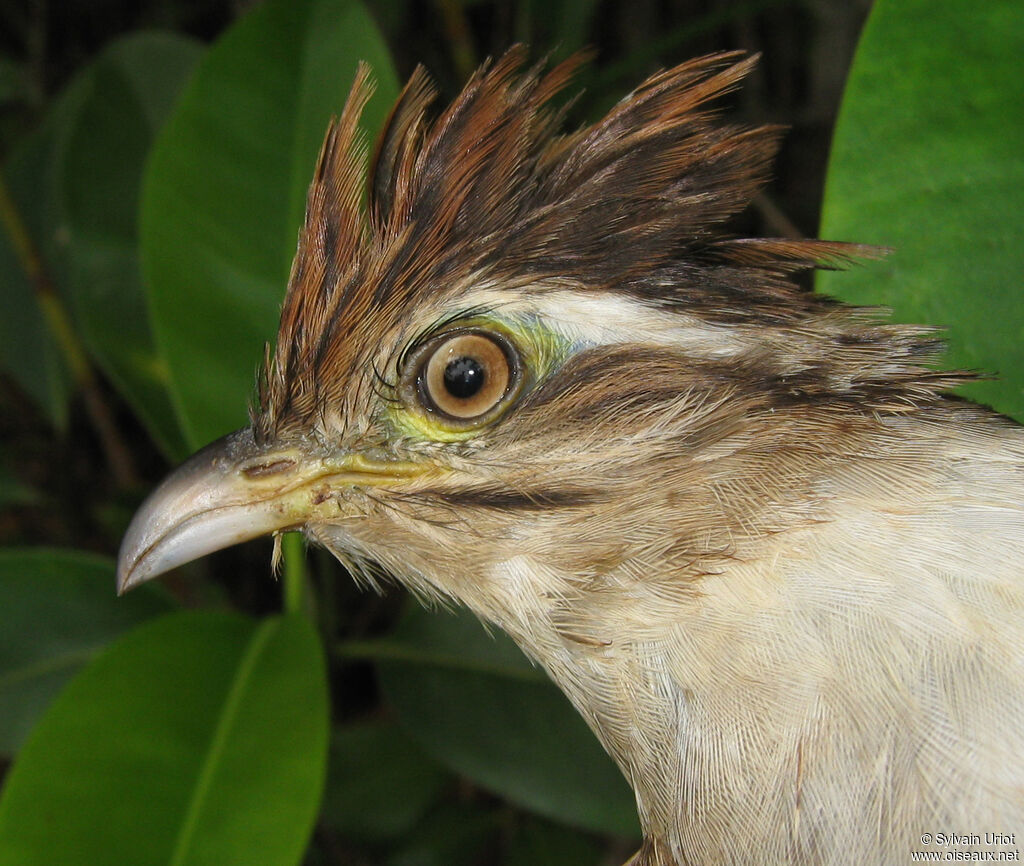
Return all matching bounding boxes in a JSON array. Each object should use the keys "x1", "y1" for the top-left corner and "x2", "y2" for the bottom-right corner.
[
  {"x1": 0, "y1": 610, "x2": 328, "y2": 866},
  {"x1": 368, "y1": 606, "x2": 640, "y2": 837},
  {"x1": 322, "y1": 720, "x2": 449, "y2": 842},
  {"x1": 0, "y1": 548, "x2": 175, "y2": 754},
  {"x1": 818, "y1": 0, "x2": 1024, "y2": 419},
  {"x1": 55, "y1": 32, "x2": 202, "y2": 460},
  {"x1": 141, "y1": 0, "x2": 399, "y2": 450}
]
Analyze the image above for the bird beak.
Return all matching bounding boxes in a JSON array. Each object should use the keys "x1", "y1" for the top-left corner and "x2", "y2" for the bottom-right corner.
[{"x1": 116, "y1": 428, "x2": 424, "y2": 594}]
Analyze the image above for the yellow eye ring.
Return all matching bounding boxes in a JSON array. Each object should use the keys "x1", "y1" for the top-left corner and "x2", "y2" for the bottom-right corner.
[{"x1": 406, "y1": 329, "x2": 523, "y2": 428}]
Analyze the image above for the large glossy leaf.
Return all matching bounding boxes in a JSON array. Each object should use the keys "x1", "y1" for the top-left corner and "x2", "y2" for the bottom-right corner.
[
  {"x1": 0, "y1": 548, "x2": 175, "y2": 754},
  {"x1": 0, "y1": 610, "x2": 328, "y2": 866},
  {"x1": 818, "y1": 0, "x2": 1024, "y2": 418},
  {"x1": 369, "y1": 605, "x2": 640, "y2": 838},
  {"x1": 55, "y1": 32, "x2": 201, "y2": 459},
  {"x1": 141, "y1": 0, "x2": 399, "y2": 450}
]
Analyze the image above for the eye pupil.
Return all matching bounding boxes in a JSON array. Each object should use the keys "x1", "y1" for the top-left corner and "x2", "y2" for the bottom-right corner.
[{"x1": 443, "y1": 357, "x2": 485, "y2": 399}]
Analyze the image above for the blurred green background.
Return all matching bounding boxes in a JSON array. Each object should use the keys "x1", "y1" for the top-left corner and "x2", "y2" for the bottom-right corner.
[{"x1": 0, "y1": 1, "x2": 1020, "y2": 864}]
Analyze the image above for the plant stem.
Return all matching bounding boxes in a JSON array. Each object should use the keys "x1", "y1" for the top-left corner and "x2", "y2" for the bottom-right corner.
[
  {"x1": 0, "y1": 169, "x2": 137, "y2": 488},
  {"x1": 282, "y1": 531, "x2": 307, "y2": 616}
]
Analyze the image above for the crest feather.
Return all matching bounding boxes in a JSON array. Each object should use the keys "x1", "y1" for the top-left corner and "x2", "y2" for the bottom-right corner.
[
  {"x1": 257, "y1": 48, "x2": 871, "y2": 439},
  {"x1": 261, "y1": 63, "x2": 375, "y2": 435}
]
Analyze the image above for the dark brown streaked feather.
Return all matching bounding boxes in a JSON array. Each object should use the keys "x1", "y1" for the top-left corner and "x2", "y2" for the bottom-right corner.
[
  {"x1": 260, "y1": 63, "x2": 376, "y2": 438},
  {"x1": 256, "y1": 49, "x2": 921, "y2": 442},
  {"x1": 368, "y1": 65, "x2": 436, "y2": 224}
]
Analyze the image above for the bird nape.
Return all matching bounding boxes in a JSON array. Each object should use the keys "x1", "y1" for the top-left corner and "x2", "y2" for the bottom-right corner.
[{"x1": 117, "y1": 48, "x2": 1024, "y2": 865}]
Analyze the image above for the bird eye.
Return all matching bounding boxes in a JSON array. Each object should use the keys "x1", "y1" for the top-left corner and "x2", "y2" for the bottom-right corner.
[{"x1": 415, "y1": 331, "x2": 521, "y2": 424}]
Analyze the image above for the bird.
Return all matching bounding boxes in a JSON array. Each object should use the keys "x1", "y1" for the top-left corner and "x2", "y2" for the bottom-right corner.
[{"x1": 118, "y1": 47, "x2": 1024, "y2": 865}]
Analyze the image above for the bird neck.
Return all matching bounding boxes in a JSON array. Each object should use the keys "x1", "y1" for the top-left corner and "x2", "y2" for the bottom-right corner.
[
  {"x1": 484, "y1": 553, "x2": 700, "y2": 863},
  {"x1": 478, "y1": 405, "x2": 1024, "y2": 865},
  {"x1": 473, "y1": 407, "x2": 949, "y2": 863}
]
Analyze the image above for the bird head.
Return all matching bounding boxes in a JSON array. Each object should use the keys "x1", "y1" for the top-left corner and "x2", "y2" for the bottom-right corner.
[{"x1": 118, "y1": 47, "x2": 959, "y2": 848}]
